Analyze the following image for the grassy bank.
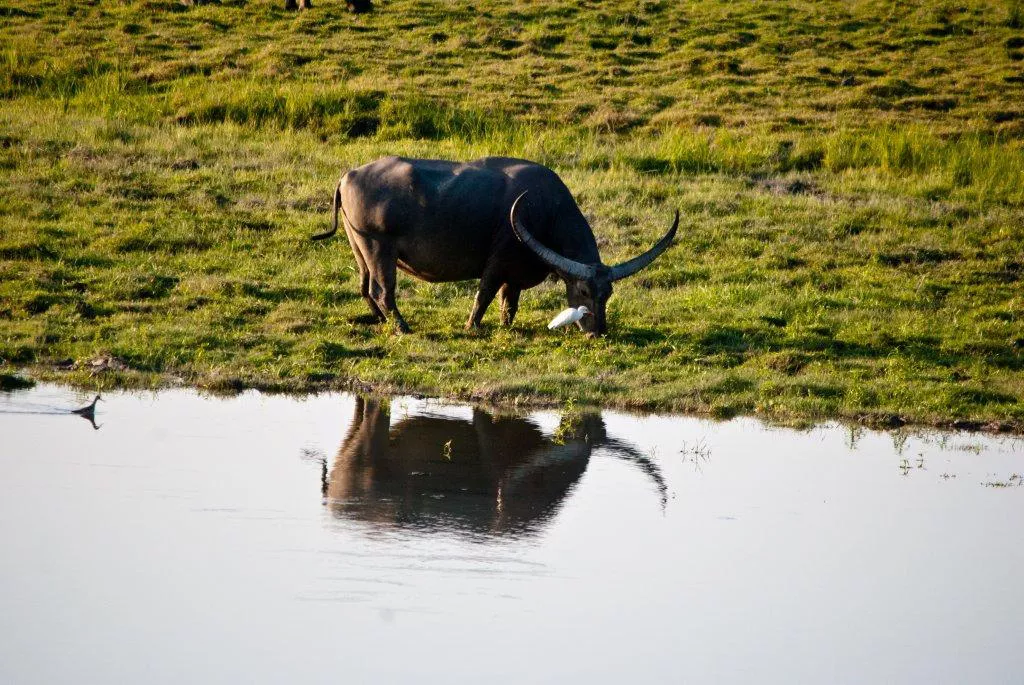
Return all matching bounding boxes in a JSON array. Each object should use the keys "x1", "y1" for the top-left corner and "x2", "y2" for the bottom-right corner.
[{"x1": 2, "y1": 0, "x2": 1023, "y2": 429}]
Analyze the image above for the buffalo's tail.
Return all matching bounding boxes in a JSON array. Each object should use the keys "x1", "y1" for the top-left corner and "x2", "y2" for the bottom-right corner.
[{"x1": 311, "y1": 179, "x2": 343, "y2": 241}]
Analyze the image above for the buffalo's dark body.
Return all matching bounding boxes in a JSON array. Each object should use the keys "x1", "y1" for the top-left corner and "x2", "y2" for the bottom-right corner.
[
  {"x1": 319, "y1": 155, "x2": 675, "y2": 334},
  {"x1": 346, "y1": 157, "x2": 582, "y2": 285}
]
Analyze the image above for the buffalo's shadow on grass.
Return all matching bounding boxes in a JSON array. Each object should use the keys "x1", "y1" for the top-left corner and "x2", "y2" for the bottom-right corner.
[
  {"x1": 229, "y1": 281, "x2": 355, "y2": 305},
  {"x1": 321, "y1": 396, "x2": 666, "y2": 538},
  {"x1": 421, "y1": 329, "x2": 478, "y2": 342},
  {"x1": 613, "y1": 325, "x2": 669, "y2": 345},
  {"x1": 420, "y1": 325, "x2": 541, "y2": 342},
  {"x1": 610, "y1": 325, "x2": 676, "y2": 352},
  {"x1": 318, "y1": 341, "x2": 384, "y2": 362},
  {"x1": 348, "y1": 313, "x2": 384, "y2": 325}
]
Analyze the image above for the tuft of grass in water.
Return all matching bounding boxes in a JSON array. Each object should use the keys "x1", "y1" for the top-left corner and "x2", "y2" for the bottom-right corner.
[
  {"x1": 1, "y1": 0, "x2": 1023, "y2": 430},
  {"x1": 0, "y1": 373, "x2": 36, "y2": 391}
]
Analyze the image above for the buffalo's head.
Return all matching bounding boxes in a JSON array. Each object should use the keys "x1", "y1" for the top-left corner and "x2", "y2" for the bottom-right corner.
[{"x1": 511, "y1": 192, "x2": 679, "y2": 336}]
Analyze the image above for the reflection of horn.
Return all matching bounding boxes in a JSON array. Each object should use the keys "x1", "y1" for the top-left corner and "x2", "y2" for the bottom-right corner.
[
  {"x1": 510, "y1": 192, "x2": 595, "y2": 279},
  {"x1": 608, "y1": 210, "x2": 679, "y2": 282},
  {"x1": 573, "y1": 413, "x2": 668, "y2": 509},
  {"x1": 601, "y1": 438, "x2": 669, "y2": 509},
  {"x1": 504, "y1": 441, "x2": 591, "y2": 493}
]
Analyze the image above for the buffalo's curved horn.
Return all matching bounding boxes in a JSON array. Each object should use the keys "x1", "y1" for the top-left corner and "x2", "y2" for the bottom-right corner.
[
  {"x1": 510, "y1": 192, "x2": 595, "y2": 280},
  {"x1": 608, "y1": 210, "x2": 679, "y2": 282}
]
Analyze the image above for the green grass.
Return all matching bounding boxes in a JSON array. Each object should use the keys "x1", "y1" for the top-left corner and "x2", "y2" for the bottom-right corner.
[{"x1": 2, "y1": 0, "x2": 1023, "y2": 430}]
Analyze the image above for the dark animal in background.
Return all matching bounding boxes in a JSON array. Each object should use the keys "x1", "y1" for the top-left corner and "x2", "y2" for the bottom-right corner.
[
  {"x1": 312, "y1": 156, "x2": 678, "y2": 335},
  {"x1": 285, "y1": 0, "x2": 370, "y2": 10}
]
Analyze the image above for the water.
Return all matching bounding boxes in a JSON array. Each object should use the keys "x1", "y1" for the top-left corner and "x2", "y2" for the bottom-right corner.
[{"x1": 1, "y1": 384, "x2": 1022, "y2": 684}]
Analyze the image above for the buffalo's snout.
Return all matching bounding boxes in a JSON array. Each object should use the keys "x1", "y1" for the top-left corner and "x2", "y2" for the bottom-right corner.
[{"x1": 578, "y1": 307, "x2": 607, "y2": 337}]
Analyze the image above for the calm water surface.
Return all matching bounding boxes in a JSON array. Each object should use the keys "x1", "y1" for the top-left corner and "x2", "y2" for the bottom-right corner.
[{"x1": 1, "y1": 384, "x2": 1022, "y2": 683}]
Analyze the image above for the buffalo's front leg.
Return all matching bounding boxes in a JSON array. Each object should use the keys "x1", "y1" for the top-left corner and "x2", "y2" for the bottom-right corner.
[
  {"x1": 466, "y1": 275, "x2": 501, "y2": 330},
  {"x1": 498, "y1": 284, "x2": 521, "y2": 326}
]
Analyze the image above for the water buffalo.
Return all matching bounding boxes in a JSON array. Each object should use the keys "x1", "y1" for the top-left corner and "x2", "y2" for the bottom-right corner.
[
  {"x1": 312, "y1": 156, "x2": 678, "y2": 335},
  {"x1": 321, "y1": 396, "x2": 666, "y2": 537}
]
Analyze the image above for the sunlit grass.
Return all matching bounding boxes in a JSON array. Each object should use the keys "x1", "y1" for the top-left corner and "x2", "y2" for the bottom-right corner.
[{"x1": 1, "y1": 0, "x2": 1023, "y2": 428}]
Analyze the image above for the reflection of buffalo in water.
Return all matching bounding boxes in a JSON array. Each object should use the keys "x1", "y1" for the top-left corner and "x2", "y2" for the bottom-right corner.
[{"x1": 324, "y1": 397, "x2": 665, "y2": 538}]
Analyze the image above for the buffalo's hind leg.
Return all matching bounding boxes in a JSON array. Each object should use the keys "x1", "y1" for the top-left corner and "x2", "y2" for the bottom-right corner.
[
  {"x1": 359, "y1": 270, "x2": 386, "y2": 323},
  {"x1": 498, "y1": 284, "x2": 521, "y2": 327},
  {"x1": 344, "y1": 220, "x2": 385, "y2": 322},
  {"x1": 363, "y1": 238, "x2": 411, "y2": 334}
]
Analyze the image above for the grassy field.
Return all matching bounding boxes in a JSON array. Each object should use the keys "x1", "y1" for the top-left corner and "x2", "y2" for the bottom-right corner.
[{"x1": 2, "y1": 0, "x2": 1023, "y2": 430}]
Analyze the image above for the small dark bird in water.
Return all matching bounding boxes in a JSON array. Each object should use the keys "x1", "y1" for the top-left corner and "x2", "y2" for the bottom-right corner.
[
  {"x1": 71, "y1": 395, "x2": 102, "y2": 429},
  {"x1": 71, "y1": 395, "x2": 101, "y2": 416}
]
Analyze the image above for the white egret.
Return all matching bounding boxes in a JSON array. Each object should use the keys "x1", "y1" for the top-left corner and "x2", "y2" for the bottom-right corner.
[{"x1": 548, "y1": 306, "x2": 592, "y2": 330}]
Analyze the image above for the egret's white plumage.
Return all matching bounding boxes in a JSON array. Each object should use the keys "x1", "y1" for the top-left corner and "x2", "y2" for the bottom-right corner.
[{"x1": 548, "y1": 306, "x2": 592, "y2": 330}]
